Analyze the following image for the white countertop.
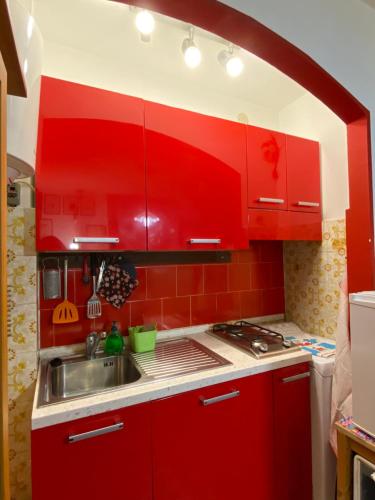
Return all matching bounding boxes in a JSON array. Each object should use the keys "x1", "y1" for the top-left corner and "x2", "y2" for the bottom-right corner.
[{"x1": 32, "y1": 320, "x2": 312, "y2": 430}]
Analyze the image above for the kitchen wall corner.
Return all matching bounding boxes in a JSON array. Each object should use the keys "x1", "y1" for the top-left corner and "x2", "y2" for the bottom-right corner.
[
  {"x1": 284, "y1": 218, "x2": 346, "y2": 338},
  {"x1": 7, "y1": 204, "x2": 37, "y2": 500}
]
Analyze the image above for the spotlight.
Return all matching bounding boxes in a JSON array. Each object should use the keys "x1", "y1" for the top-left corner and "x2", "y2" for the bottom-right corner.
[
  {"x1": 135, "y1": 10, "x2": 155, "y2": 41},
  {"x1": 182, "y1": 27, "x2": 201, "y2": 68},
  {"x1": 218, "y1": 45, "x2": 244, "y2": 77}
]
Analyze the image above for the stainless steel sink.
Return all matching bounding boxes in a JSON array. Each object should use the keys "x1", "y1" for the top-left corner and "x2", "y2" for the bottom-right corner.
[
  {"x1": 37, "y1": 337, "x2": 231, "y2": 407},
  {"x1": 40, "y1": 353, "x2": 143, "y2": 405}
]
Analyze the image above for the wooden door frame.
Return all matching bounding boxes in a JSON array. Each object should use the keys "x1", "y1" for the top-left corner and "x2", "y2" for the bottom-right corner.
[
  {"x1": 120, "y1": 0, "x2": 374, "y2": 293},
  {"x1": 0, "y1": 51, "x2": 10, "y2": 500}
]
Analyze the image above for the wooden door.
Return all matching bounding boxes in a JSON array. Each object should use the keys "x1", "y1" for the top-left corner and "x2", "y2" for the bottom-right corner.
[{"x1": 0, "y1": 48, "x2": 10, "y2": 500}]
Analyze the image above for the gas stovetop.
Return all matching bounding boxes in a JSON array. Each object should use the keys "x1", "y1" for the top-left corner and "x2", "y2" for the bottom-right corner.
[{"x1": 209, "y1": 321, "x2": 300, "y2": 359}]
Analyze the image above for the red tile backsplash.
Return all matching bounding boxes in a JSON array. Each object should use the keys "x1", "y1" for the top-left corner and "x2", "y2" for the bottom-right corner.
[{"x1": 39, "y1": 242, "x2": 285, "y2": 347}]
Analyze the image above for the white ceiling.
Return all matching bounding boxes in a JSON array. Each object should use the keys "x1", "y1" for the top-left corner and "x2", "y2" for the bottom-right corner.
[{"x1": 32, "y1": 0, "x2": 307, "y2": 113}]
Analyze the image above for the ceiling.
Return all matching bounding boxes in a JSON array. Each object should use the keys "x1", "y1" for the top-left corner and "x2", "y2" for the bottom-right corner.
[{"x1": 32, "y1": 0, "x2": 307, "y2": 112}]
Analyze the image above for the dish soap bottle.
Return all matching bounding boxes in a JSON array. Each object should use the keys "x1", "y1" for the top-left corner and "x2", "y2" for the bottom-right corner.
[{"x1": 104, "y1": 321, "x2": 124, "y2": 355}]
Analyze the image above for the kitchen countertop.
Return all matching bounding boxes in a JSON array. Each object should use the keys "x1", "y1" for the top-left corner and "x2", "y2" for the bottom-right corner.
[{"x1": 32, "y1": 319, "x2": 312, "y2": 430}]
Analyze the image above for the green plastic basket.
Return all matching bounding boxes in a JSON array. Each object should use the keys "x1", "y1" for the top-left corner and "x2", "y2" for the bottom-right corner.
[{"x1": 128, "y1": 324, "x2": 157, "y2": 353}]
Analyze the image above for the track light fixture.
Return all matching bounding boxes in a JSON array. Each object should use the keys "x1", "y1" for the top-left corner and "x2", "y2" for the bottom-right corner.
[
  {"x1": 135, "y1": 9, "x2": 155, "y2": 42},
  {"x1": 182, "y1": 27, "x2": 202, "y2": 69},
  {"x1": 218, "y1": 44, "x2": 244, "y2": 77}
]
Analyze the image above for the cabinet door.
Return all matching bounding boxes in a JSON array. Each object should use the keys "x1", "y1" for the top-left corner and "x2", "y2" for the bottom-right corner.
[
  {"x1": 286, "y1": 135, "x2": 321, "y2": 213},
  {"x1": 36, "y1": 77, "x2": 146, "y2": 252},
  {"x1": 32, "y1": 404, "x2": 152, "y2": 500},
  {"x1": 247, "y1": 125, "x2": 288, "y2": 210},
  {"x1": 145, "y1": 101, "x2": 248, "y2": 250},
  {"x1": 273, "y1": 363, "x2": 312, "y2": 500},
  {"x1": 152, "y1": 374, "x2": 274, "y2": 500}
]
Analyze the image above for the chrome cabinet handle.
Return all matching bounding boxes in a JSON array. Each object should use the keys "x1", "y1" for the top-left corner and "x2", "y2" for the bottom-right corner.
[
  {"x1": 296, "y1": 201, "x2": 320, "y2": 208},
  {"x1": 200, "y1": 390, "x2": 240, "y2": 406},
  {"x1": 282, "y1": 372, "x2": 310, "y2": 383},
  {"x1": 73, "y1": 237, "x2": 120, "y2": 244},
  {"x1": 189, "y1": 238, "x2": 221, "y2": 244},
  {"x1": 257, "y1": 197, "x2": 284, "y2": 204},
  {"x1": 68, "y1": 422, "x2": 124, "y2": 443}
]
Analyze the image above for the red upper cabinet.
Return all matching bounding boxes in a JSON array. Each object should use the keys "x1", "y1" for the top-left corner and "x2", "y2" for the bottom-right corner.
[
  {"x1": 152, "y1": 373, "x2": 274, "y2": 500},
  {"x1": 145, "y1": 101, "x2": 248, "y2": 251},
  {"x1": 247, "y1": 125, "x2": 288, "y2": 210},
  {"x1": 36, "y1": 77, "x2": 147, "y2": 252},
  {"x1": 32, "y1": 403, "x2": 152, "y2": 500},
  {"x1": 286, "y1": 135, "x2": 321, "y2": 213}
]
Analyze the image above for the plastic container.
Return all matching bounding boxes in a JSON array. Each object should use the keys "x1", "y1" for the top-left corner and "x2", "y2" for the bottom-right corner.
[{"x1": 128, "y1": 324, "x2": 157, "y2": 353}]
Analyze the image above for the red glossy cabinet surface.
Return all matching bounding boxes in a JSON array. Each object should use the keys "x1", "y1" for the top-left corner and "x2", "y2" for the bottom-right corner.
[
  {"x1": 273, "y1": 363, "x2": 313, "y2": 500},
  {"x1": 31, "y1": 403, "x2": 152, "y2": 500},
  {"x1": 286, "y1": 135, "x2": 321, "y2": 213},
  {"x1": 247, "y1": 125, "x2": 288, "y2": 210},
  {"x1": 145, "y1": 101, "x2": 248, "y2": 250},
  {"x1": 248, "y1": 208, "x2": 322, "y2": 240},
  {"x1": 36, "y1": 77, "x2": 147, "y2": 252},
  {"x1": 152, "y1": 373, "x2": 274, "y2": 500}
]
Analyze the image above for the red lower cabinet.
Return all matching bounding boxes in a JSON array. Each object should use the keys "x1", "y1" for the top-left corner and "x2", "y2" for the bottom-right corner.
[
  {"x1": 273, "y1": 363, "x2": 312, "y2": 500},
  {"x1": 31, "y1": 403, "x2": 152, "y2": 500},
  {"x1": 152, "y1": 373, "x2": 274, "y2": 500}
]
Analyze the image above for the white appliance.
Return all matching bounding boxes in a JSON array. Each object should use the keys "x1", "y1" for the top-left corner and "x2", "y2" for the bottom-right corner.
[
  {"x1": 350, "y1": 292, "x2": 375, "y2": 438},
  {"x1": 6, "y1": 0, "x2": 43, "y2": 182},
  {"x1": 310, "y1": 352, "x2": 337, "y2": 500},
  {"x1": 354, "y1": 455, "x2": 375, "y2": 500}
]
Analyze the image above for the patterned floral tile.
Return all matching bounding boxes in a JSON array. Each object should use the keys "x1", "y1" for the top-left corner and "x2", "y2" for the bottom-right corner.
[
  {"x1": 9, "y1": 450, "x2": 31, "y2": 500},
  {"x1": 7, "y1": 350, "x2": 37, "y2": 403},
  {"x1": 284, "y1": 218, "x2": 346, "y2": 338},
  {"x1": 7, "y1": 257, "x2": 37, "y2": 307},
  {"x1": 7, "y1": 304, "x2": 37, "y2": 353}
]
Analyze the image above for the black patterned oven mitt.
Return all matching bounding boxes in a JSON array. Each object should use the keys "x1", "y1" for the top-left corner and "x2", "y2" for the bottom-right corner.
[{"x1": 98, "y1": 259, "x2": 139, "y2": 309}]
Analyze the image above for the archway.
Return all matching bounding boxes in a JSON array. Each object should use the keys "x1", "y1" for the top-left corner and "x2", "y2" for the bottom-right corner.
[{"x1": 119, "y1": 0, "x2": 374, "y2": 293}]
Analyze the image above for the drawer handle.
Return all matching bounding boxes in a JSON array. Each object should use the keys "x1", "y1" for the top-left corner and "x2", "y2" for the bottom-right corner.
[
  {"x1": 257, "y1": 197, "x2": 284, "y2": 204},
  {"x1": 68, "y1": 422, "x2": 124, "y2": 443},
  {"x1": 200, "y1": 390, "x2": 240, "y2": 406},
  {"x1": 296, "y1": 201, "x2": 320, "y2": 208},
  {"x1": 189, "y1": 238, "x2": 221, "y2": 244},
  {"x1": 282, "y1": 372, "x2": 310, "y2": 383},
  {"x1": 73, "y1": 237, "x2": 120, "y2": 244}
]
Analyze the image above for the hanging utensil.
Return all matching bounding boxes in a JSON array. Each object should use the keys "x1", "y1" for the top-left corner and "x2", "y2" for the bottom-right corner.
[
  {"x1": 52, "y1": 257, "x2": 79, "y2": 324},
  {"x1": 82, "y1": 254, "x2": 90, "y2": 285},
  {"x1": 42, "y1": 257, "x2": 61, "y2": 300},
  {"x1": 96, "y1": 259, "x2": 106, "y2": 292},
  {"x1": 87, "y1": 256, "x2": 101, "y2": 319}
]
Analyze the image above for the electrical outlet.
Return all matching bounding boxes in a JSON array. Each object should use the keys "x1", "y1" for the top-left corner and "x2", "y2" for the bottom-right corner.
[{"x1": 7, "y1": 182, "x2": 21, "y2": 207}]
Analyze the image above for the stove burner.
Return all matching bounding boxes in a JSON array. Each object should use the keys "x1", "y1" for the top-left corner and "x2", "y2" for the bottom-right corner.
[{"x1": 209, "y1": 321, "x2": 300, "y2": 359}]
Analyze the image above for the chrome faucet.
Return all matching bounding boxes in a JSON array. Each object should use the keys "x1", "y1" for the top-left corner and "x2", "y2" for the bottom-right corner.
[{"x1": 86, "y1": 331, "x2": 100, "y2": 360}]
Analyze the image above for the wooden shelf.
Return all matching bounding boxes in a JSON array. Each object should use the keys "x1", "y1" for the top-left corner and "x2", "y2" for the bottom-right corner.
[{"x1": 336, "y1": 421, "x2": 375, "y2": 500}]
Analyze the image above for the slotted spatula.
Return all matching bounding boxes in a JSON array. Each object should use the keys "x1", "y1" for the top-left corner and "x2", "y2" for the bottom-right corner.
[
  {"x1": 87, "y1": 256, "x2": 101, "y2": 319},
  {"x1": 52, "y1": 257, "x2": 79, "y2": 324}
]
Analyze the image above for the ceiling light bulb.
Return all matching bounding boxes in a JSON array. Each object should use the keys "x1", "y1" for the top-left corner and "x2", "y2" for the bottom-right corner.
[
  {"x1": 183, "y1": 42, "x2": 201, "y2": 68},
  {"x1": 135, "y1": 10, "x2": 155, "y2": 36},
  {"x1": 226, "y1": 56, "x2": 244, "y2": 77},
  {"x1": 182, "y1": 28, "x2": 201, "y2": 69}
]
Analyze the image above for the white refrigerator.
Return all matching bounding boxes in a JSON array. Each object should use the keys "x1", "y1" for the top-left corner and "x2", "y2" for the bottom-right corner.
[{"x1": 350, "y1": 292, "x2": 375, "y2": 437}]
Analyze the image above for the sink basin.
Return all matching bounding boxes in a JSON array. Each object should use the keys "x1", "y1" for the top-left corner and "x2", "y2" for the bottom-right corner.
[
  {"x1": 41, "y1": 353, "x2": 142, "y2": 404},
  {"x1": 37, "y1": 337, "x2": 231, "y2": 407}
]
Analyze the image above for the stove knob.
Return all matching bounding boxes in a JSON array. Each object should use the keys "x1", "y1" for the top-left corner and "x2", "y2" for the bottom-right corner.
[{"x1": 258, "y1": 342, "x2": 268, "y2": 353}]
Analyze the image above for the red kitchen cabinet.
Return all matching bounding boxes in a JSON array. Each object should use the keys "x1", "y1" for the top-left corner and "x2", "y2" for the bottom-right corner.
[
  {"x1": 36, "y1": 77, "x2": 146, "y2": 252},
  {"x1": 247, "y1": 125, "x2": 288, "y2": 210},
  {"x1": 248, "y1": 209, "x2": 322, "y2": 240},
  {"x1": 31, "y1": 403, "x2": 152, "y2": 500},
  {"x1": 286, "y1": 135, "x2": 321, "y2": 213},
  {"x1": 152, "y1": 373, "x2": 274, "y2": 500},
  {"x1": 145, "y1": 101, "x2": 248, "y2": 251},
  {"x1": 273, "y1": 363, "x2": 313, "y2": 500}
]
